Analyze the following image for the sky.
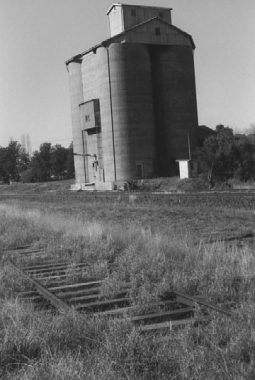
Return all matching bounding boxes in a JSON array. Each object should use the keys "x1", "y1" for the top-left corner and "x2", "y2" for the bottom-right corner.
[{"x1": 0, "y1": 0, "x2": 255, "y2": 152}]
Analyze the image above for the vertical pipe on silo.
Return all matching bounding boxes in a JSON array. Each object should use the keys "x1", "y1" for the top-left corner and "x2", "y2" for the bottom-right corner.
[
  {"x1": 67, "y1": 59, "x2": 85, "y2": 184},
  {"x1": 82, "y1": 130, "x2": 87, "y2": 183}
]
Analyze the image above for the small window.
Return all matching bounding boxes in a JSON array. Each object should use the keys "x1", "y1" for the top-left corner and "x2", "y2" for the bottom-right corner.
[
  {"x1": 155, "y1": 27, "x2": 161, "y2": 36},
  {"x1": 158, "y1": 11, "x2": 164, "y2": 19},
  {"x1": 85, "y1": 115, "x2": 90, "y2": 122},
  {"x1": 137, "y1": 164, "x2": 143, "y2": 179},
  {"x1": 131, "y1": 9, "x2": 136, "y2": 17}
]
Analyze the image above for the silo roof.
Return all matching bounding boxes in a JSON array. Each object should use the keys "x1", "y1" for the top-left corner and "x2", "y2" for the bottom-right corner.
[
  {"x1": 106, "y1": 3, "x2": 172, "y2": 15},
  {"x1": 65, "y1": 17, "x2": 195, "y2": 65}
]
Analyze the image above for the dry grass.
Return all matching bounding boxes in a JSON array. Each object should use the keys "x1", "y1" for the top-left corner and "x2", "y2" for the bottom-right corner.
[{"x1": 1, "y1": 202, "x2": 255, "y2": 378}]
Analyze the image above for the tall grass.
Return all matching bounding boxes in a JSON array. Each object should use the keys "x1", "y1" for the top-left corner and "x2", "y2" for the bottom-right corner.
[
  {"x1": 1, "y1": 299, "x2": 255, "y2": 379},
  {"x1": 1, "y1": 202, "x2": 255, "y2": 378}
]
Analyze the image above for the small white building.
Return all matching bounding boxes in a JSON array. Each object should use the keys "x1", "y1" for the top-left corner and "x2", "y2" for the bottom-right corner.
[{"x1": 176, "y1": 160, "x2": 191, "y2": 179}]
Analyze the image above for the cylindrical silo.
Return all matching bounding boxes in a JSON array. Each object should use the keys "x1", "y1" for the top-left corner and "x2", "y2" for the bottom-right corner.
[
  {"x1": 81, "y1": 47, "x2": 113, "y2": 183},
  {"x1": 107, "y1": 43, "x2": 156, "y2": 181},
  {"x1": 151, "y1": 45, "x2": 199, "y2": 176},
  {"x1": 67, "y1": 60, "x2": 85, "y2": 184}
]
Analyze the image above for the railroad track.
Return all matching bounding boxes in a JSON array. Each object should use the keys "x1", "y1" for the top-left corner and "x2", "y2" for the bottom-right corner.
[{"x1": 5, "y1": 247, "x2": 233, "y2": 336}]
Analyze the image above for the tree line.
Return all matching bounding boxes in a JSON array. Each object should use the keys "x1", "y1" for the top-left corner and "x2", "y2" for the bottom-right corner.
[
  {"x1": 0, "y1": 141, "x2": 74, "y2": 184},
  {"x1": 196, "y1": 125, "x2": 255, "y2": 184},
  {"x1": 1, "y1": 125, "x2": 255, "y2": 185}
]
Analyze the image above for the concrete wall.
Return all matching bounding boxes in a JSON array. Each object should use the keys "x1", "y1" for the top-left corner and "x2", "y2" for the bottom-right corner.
[
  {"x1": 68, "y1": 60, "x2": 85, "y2": 184},
  {"x1": 79, "y1": 99, "x2": 103, "y2": 183},
  {"x1": 80, "y1": 43, "x2": 156, "y2": 183},
  {"x1": 151, "y1": 45, "x2": 198, "y2": 176},
  {"x1": 108, "y1": 43, "x2": 156, "y2": 181},
  {"x1": 81, "y1": 48, "x2": 116, "y2": 183}
]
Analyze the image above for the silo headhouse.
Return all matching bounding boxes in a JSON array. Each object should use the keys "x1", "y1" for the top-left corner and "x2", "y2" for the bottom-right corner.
[{"x1": 66, "y1": 3, "x2": 199, "y2": 190}]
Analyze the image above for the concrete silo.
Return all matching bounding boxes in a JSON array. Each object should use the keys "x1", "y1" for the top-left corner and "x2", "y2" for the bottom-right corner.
[
  {"x1": 79, "y1": 43, "x2": 156, "y2": 184},
  {"x1": 80, "y1": 48, "x2": 109, "y2": 185},
  {"x1": 67, "y1": 59, "x2": 85, "y2": 184},
  {"x1": 107, "y1": 43, "x2": 156, "y2": 181},
  {"x1": 66, "y1": 3, "x2": 199, "y2": 190},
  {"x1": 151, "y1": 45, "x2": 199, "y2": 176}
]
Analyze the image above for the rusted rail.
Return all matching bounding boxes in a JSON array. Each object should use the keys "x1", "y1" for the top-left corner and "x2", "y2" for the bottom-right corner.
[
  {"x1": 174, "y1": 291, "x2": 234, "y2": 317},
  {"x1": 6, "y1": 246, "x2": 234, "y2": 334},
  {"x1": 9, "y1": 260, "x2": 70, "y2": 312}
]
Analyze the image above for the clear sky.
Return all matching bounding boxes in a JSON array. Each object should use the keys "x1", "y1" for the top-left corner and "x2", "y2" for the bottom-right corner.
[{"x1": 0, "y1": 0, "x2": 254, "y2": 152}]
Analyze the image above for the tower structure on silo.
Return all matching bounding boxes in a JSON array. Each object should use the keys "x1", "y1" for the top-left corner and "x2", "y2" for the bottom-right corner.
[{"x1": 66, "y1": 3, "x2": 199, "y2": 190}]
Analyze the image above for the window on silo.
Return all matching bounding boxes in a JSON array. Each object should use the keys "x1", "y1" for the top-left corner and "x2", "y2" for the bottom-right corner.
[
  {"x1": 155, "y1": 27, "x2": 161, "y2": 36},
  {"x1": 85, "y1": 115, "x2": 90, "y2": 122},
  {"x1": 158, "y1": 11, "x2": 164, "y2": 19},
  {"x1": 137, "y1": 164, "x2": 143, "y2": 179},
  {"x1": 131, "y1": 9, "x2": 136, "y2": 17}
]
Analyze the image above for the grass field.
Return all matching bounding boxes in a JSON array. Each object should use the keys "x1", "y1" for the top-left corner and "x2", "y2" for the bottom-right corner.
[{"x1": 1, "y1": 183, "x2": 255, "y2": 379}]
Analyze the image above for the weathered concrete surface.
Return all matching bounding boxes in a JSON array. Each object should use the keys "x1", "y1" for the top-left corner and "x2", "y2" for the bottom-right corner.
[
  {"x1": 68, "y1": 61, "x2": 85, "y2": 184},
  {"x1": 66, "y1": 4, "x2": 199, "y2": 186}
]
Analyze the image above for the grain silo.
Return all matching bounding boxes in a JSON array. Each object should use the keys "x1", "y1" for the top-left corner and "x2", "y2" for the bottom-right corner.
[{"x1": 66, "y1": 3, "x2": 199, "y2": 190}]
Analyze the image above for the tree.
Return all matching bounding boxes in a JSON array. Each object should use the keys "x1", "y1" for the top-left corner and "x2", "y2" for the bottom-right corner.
[
  {"x1": 0, "y1": 140, "x2": 74, "y2": 184},
  {"x1": 30, "y1": 143, "x2": 52, "y2": 182},
  {"x1": 196, "y1": 125, "x2": 237, "y2": 183},
  {"x1": 66, "y1": 142, "x2": 75, "y2": 179},
  {"x1": 196, "y1": 125, "x2": 255, "y2": 183},
  {"x1": 0, "y1": 147, "x2": 11, "y2": 183},
  {"x1": 29, "y1": 142, "x2": 74, "y2": 182},
  {"x1": 234, "y1": 134, "x2": 255, "y2": 181},
  {"x1": 51, "y1": 144, "x2": 68, "y2": 180},
  {"x1": 0, "y1": 141, "x2": 29, "y2": 183}
]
